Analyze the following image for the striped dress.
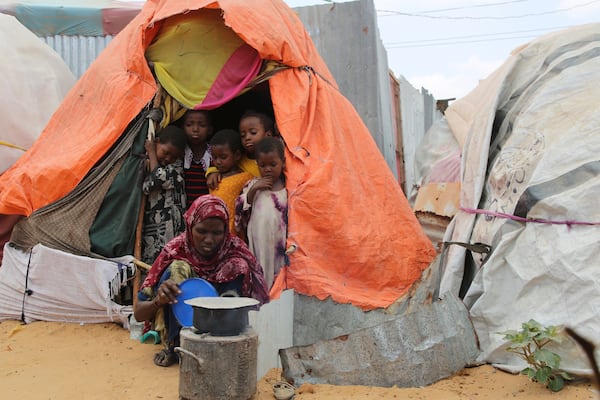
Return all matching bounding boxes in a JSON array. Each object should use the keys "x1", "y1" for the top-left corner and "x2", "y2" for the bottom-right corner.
[{"x1": 183, "y1": 145, "x2": 211, "y2": 209}]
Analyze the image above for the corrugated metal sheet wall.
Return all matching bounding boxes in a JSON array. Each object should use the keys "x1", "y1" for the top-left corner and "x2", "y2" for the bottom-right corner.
[
  {"x1": 294, "y1": 0, "x2": 441, "y2": 190},
  {"x1": 398, "y1": 77, "x2": 440, "y2": 197},
  {"x1": 43, "y1": 35, "x2": 113, "y2": 78},
  {"x1": 294, "y1": 0, "x2": 398, "y2": 178}
]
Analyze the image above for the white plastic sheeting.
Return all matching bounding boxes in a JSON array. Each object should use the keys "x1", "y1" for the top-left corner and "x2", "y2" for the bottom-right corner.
[
  {"x1": 0, "y1": 243, "x2": 133, "y2": 324},
  {"x1": 0, "y1": 14, "x2": 75, "y2": 173},
  {"x1": 410, "y1": 118, "x2": 461, "y2": 204},
  {"x1": 439, "y1": 23, "x2": 600, "y2": 373}
]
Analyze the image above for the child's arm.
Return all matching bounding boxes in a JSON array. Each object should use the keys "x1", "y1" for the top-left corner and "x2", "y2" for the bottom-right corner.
[
  {"x1": 246, "y1": 177, "x2": 272, "y2": 204},
  {"x1": 145, "y1": 139, "x2": 159, "y2": 172},
  {"x1": 206, "y1": 170, "x2": 222, "y2": 191},
  {"x1": 234, "y1": 177, "x2": 273, "y2": 233},
  {"x1": 235, "y1": 179, "x2": 257, "y2": 234}
]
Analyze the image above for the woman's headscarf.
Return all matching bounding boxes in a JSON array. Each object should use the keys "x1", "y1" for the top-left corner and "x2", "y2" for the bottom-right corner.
[{"x1": 140, "y1": 194, "x2": 269, "y2": 304}]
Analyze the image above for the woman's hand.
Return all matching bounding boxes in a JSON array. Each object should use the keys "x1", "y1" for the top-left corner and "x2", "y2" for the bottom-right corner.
[
  {"x1": 133, "y1": 279, "x2": 182, "y2": 322},
  {"x1": 155, "y1": 280, "x2": 182, "y2": 306}
]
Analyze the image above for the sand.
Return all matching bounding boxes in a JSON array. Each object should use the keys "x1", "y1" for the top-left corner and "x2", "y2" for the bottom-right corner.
[{"x1": 0, "y1": 319, "x2": 595, "y2": 399}]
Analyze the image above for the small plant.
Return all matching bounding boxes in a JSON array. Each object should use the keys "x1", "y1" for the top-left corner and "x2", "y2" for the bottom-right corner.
[{"x1": 499, "y1": 319, "x2": 572, "y2": 392}]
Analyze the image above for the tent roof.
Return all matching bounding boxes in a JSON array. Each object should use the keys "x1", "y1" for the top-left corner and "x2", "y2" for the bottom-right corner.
[{"x1": 0, "y1": 0, "x2": 435, "y2": 310}]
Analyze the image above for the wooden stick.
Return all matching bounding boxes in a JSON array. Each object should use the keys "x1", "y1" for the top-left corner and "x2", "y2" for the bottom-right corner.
[
  {"x1": 133, "y1": 85, "x2": 163, "y2": 307},
  {"x1": 132, "y1": 257, "x2": 152, "y2": 271},
  {"x1": 147, "y1": 83, "x2": 164, "y2": 140},
  {"x1": 153, "y1": 82, "x2": 163, "y2": 108},
  {"x1": 132, "y1": 195, "x2": 146, "y2": 309}
]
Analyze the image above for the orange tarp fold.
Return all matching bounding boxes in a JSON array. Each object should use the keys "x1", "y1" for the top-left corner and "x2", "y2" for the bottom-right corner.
[
  {"x1": 268, "y1": 68, "x2": 436, "y2": 308},
  {"x1": 0, "y1": 0, "x2": 435, "y2": 310}
]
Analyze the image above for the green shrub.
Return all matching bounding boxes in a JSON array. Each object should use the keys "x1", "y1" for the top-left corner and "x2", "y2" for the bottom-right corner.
[{"x1": 499, "y1": 319, "x2": 572, "y2": 392}]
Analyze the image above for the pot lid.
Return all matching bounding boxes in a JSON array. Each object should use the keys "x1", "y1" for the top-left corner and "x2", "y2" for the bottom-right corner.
[{"x1": 185, "y1": 296, "x2": 259, "y2": 309}]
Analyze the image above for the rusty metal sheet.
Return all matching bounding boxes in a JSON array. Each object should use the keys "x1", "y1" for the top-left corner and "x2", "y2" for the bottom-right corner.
[{"x1": 280, "y1": 293, "x2": 479, "y2": 388}]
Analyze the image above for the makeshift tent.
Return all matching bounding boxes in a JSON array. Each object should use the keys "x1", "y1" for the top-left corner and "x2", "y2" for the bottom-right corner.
[
  {"x1": 436, "y1": 23, "x2": 600, "y2": 373},
  {"x1": 0, "y1": 0, "x2": 435, "y2": 323},
  {"x1": 0, "y1": 12, "x2": 75, "y2": 174}
]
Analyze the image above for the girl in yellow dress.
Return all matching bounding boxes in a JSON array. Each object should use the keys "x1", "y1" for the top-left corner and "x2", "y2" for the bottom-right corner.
[{"x1": 209, "y1": 129, "x2": 253, "y2": 237}]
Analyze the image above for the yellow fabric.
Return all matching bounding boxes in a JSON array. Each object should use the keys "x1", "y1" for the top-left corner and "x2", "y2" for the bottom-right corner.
[
  {"x1": 205, "y1": 165, "x2": 218, "y2": 177},
  {"x1": 160, "y1": 93, "x2": 187, "y2": 128},
  {"x1": 145, "y1": 9, "x2": 245, "y2": 109},
  {"x1": 239, "y1": 155, "x2": 260, "y2": 177},
  {"x1": 210, "y1": 171, "x2": 253, "y2": 235},
  {"x1": 205, "y1": 166, "x2": 218, "y2": 177}
]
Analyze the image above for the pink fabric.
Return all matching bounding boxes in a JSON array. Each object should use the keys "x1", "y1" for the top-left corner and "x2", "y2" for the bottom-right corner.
[
  {"x1": 140, "y1": 195, "x2": 269, "y2": 304},
  {"x1": 426, "y1": 150, "x2": 461, "y2": 184},
  {"x1": 194, "y1": 44, "x2": 262, "y2": 110},
  {"x1": 461, "y1": 207, "x2": 600, "y2": 229},
  {"x1": 102, "y1": 7, "x2": 143, "y2": 35}
]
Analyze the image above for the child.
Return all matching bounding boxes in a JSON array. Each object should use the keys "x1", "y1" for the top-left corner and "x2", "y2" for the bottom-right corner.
[
  {"x1": 239, "y1": 110, "x2": 276, "y2": 166},
  {"x1": 235, "y1": 137, "x2": 288, "y2": 289},
  {"x1": 207, "y1": 110, "x2": 274, "y2": 190},
  {"x1": 209, "y1": 129, "x2": 254, "y2": 235},
  {"x1": 141, "y1": 125, "x2": 188, "y2": 265},
  {"x1": 180, "y1": 109, "x2": 214, "y2": 209}
]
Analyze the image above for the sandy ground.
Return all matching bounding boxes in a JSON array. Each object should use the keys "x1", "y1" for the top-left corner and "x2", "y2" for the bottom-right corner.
[{"x1": 0, "y1": 319, "x2": 596, "y2": 400}]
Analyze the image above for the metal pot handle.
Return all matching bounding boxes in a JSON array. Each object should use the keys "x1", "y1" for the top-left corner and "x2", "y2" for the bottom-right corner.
[{"x1": 174, "y1": 347, "x2": 205, "y2": 372}]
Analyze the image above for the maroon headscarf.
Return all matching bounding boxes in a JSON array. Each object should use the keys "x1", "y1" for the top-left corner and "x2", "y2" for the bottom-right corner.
[{"x1": 141, "y1": 194, "x2": 269, "y2": 304}]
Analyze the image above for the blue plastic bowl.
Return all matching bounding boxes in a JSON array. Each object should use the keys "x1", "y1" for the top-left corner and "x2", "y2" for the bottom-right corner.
[{"x1": 172, "y1": 278, "x2": 218, "y2": 327}]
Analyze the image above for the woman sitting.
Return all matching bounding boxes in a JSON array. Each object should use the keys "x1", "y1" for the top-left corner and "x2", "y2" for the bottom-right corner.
[{"x1": 134, "y1": 194, "x2": 269, "y2": 367}]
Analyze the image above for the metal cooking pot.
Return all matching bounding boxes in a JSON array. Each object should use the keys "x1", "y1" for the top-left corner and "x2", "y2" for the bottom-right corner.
[{"x1": 184, "y1": 297, "x2": 260, "y2": 336}]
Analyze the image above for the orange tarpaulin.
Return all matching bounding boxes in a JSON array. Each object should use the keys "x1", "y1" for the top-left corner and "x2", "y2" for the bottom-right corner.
[{"x1": 0, "y1": 0, "x2": 435, "y2": 310}]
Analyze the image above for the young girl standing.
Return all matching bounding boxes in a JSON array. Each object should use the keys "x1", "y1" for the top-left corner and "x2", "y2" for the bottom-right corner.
[
  {"x1": 209, "y1": 129, "x2": 253, "y2": 236},
  {"x1": 235, "y1": 137, "x2": 288, "y2": 289},
  {"x1": 142, "y1": 125, "x2": 188, "y2": 265},
  {"x1": 180, "y1": 109, "x2": 214, "y2": 209}
]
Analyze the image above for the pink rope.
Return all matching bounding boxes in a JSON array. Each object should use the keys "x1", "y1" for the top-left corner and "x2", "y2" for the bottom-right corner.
[{"x1": 460, "y1": 207, "x2": 600, "y2": 229}]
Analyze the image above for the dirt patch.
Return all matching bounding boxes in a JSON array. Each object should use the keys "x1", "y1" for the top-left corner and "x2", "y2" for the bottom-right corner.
[{"x1": 0, "y1": 320, "x2": 595, "y2": 399}]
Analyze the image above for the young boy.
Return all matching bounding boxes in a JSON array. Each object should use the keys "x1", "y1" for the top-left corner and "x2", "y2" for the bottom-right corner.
[
  {"x1": 207, "y1": 110, "x2": 274, "y2": 190},
  {"x1": 141, "y1": 125, "x2": 188, "y2": 265},
  {"x1": 209, "y1": 129, "x2": 254, "y2": 236}
]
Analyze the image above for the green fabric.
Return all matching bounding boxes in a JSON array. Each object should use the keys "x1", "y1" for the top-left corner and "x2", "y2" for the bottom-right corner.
[{"x1": 89, "y1": 118, "x2": 148, "y2": 257}]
